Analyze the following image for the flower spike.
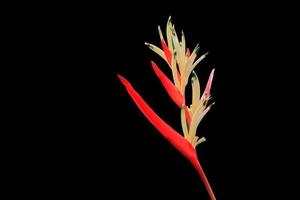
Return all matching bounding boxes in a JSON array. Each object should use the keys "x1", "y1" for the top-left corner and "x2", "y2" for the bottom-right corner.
[{"x1": 118, "y1": 18, "x2": 217, "y2": 200}]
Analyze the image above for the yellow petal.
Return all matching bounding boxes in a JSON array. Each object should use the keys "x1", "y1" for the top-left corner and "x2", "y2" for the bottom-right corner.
[
  {"x1": 184, "y1": 52, "x2": 209, "y2": 86},
  {"x1": 158, "y1": 25, "x2": 164, "y2": 41},
  {"x1": 181, "y1": 44, "x2": 200, "y2": 89},
  {"x1": 166, "y1": 16, "x2": 173, "y2": 54},
  {"x1": 195, "y1": 137, "x2": 206, "y2": 147},
  {"x1": 181, "y1": 30, "x2": 186, "y2": 59},
  {"x1": 171, "y1": 52, "x2": 180, "y2": 88},
  {"x1": 172, "y1": 27, "x2": 184, "y2": 71},
  {"x1": 189, "y1": 103, "x2": 213, "y2": 138},
  {"x1": 191, "y1": 71, "x2": 201, "y2": 106},
  {"x1": 145, "y1": 42, "x2": 168, "y2": 64},
  {"x1": 181, "y1": 107, "x2": 189, "y2": 138}
]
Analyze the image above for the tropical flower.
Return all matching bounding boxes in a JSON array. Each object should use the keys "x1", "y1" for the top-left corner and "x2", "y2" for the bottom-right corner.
[{"x1": 118, "y1": 17, "x2": 216, "y2": 200}]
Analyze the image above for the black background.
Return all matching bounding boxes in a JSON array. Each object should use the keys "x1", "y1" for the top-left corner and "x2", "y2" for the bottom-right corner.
[{"x1": 34, "y1": 2, "x2": 299, "y2": 199}]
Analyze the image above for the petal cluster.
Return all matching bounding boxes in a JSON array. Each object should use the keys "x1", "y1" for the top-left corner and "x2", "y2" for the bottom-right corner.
[{"x1": 146, "y1": 17, "x2": 214, "y2": 147}]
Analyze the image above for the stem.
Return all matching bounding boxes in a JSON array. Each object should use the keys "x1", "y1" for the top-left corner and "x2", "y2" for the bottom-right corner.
[{"x1": 192, "y1": 158, "x2": 216, "y2": 200}]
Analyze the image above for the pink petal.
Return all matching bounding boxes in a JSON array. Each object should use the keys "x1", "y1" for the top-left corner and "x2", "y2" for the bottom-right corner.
[{"x1": 203, "y1": 68, "x2": 215, "y2": 98}]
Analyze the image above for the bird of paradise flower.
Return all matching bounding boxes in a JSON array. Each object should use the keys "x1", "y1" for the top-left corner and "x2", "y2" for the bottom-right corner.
[{"x1": 117, "y1": 17, "x2": 216, "y2": 200}]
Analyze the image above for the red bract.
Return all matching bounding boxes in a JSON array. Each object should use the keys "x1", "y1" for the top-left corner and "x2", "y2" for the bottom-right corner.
[
  {"x1": 151, "y1": 61, "x2": 184, "y2": 107},
  {"x1": 161, "y1": 40, "x2": 172, "y2": 65},
  {"x1": 151, "y1": 60, "x2": 191, "y2": 125},
  {"x1": 117, "y1": 74, "x2": 190, "y2": 153},
  {"x1": 184, "y1": 106, "x2": 192, "y2": 125},
  {"x1": 117, "y1": 74, "x2": 216, "y2": 200}
]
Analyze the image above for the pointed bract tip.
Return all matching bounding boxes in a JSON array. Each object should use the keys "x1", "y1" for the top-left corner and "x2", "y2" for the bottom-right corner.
[
  {"x1": 150, "y1": 60, "x2": 156, "y2": 66},
  {"x1": 208, "y1": 102, "x2": 215, "y2": 108},
  {"x1": 117, "y1": 74, "x2": 129, "y2": 86},
  {"x1": 144, "y1": 42, "x2": 149, "y2": 46},
  {"x1": 150, "y1": 61, "x2": 159, "y2": 74},
  {"x1": 211, "y1": 68, "x2": 215, "y2": 75},
  {"x1": 167, "y1": 16, "x2": 172, "y2": 25},
  {"x1": 198, "y1": 137, "x2": 206, "y2": 143},
  {"x1": 158, "y1": 26, "x2": 164, "y2": 41},
  {"x1": 208, "y1": 68, "x2": 215, "y2": 80}
]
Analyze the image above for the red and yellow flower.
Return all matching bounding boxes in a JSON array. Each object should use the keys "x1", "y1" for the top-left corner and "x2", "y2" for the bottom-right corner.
[{"x1": 118, "y1": 17, "x2": 216, "y2": 200}]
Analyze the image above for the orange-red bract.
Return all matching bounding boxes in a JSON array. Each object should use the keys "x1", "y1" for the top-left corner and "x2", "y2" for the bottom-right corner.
[{"x1": 117, "y1": 74, "x2": 216, "y2": 200}]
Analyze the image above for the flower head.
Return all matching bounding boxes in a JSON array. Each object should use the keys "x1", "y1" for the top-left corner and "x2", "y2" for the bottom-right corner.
[
  {"x1": 146, "y1": 17, "x2": 214, "y2": 148},
  {"x1": 118, "y1": 17, "x2": 216, "y2": 200}
]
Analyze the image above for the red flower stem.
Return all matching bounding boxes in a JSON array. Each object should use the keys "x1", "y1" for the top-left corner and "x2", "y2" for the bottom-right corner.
[{"x1": 192, "y1": 157, "x2": 216, "y2": 200}]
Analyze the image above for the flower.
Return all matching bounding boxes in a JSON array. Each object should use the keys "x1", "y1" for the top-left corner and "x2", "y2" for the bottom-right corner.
[
  {"x1": 118, "y1": 17, "x2": 216, "y2": 200},
  {"x1": 145, "y1": 16, "x2": 214, "y2": 147}
]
